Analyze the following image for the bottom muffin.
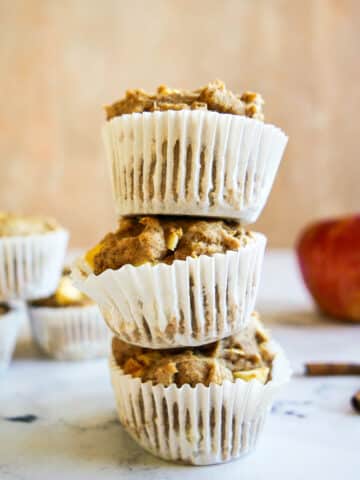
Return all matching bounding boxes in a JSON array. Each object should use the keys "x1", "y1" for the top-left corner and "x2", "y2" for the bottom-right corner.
[
  {"x1": 110, "y1": 313, "x2": 291, "y2": 465},
  {"x1": 0, "y1": 303, "x2": 23, "y2": 374},
  {"x1": 29, "y1": 269, "x2": 110, "y2": 360}
]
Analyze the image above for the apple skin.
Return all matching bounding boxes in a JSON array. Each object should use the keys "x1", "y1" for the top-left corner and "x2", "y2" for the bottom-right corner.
[{"x1": 296, "y1": 216, "x2": 360, "y2": 322}]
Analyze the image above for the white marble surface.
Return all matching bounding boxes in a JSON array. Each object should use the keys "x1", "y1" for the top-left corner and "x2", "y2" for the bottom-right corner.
[{"x1": 1, "y1": 250, "x2": 359, "y2": 479}]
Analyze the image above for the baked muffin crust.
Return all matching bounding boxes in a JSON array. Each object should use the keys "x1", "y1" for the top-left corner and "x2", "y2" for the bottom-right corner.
[
  {"x1": 112, "y1": 313, "x2": 273, "y2": 387},
  {"x1": 31, "y1": 268, "x2": 93, "y2": 308},
  {"x1": 85, "y1": 216, "x2": 254, "y2": 275},
  {"x1": 105, "y1": 80, "x2": 264, "y2": 121},
  {"x1": 0, "y1": 213, "x2": 61, "y2": 237}
]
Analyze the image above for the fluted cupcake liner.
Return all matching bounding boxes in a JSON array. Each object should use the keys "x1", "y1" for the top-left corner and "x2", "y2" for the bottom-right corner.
[
  {"x1": 103, "y1": 110, "x2": 287, "y2": 222},
  {"x1": 110, "y1": 340, "x2": 291, "y2": 465},
  {"x1": 72, "y1": 233, "x2": 266, "y2": 348},
  {"x1": 0, "y1": 230, "x2": 69, "y2": 301},
  {"x1": 29, "y1": 304, "x2": 110, "y2": 360},
  {"x1": 0, "y1": 307, "x2": 23, "y2": 374}
]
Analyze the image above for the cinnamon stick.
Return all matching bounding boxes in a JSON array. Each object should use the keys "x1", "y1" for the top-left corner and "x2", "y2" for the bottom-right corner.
[{"x1": 305, "y1": 363, "x2": 360, "y2": 376}]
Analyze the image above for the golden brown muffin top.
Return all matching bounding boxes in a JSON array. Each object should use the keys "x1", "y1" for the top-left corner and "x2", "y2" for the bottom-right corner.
[
  {"x1": 31, "y1": 268, "x2": 93, "y2": 308},
  {"x1": 85, "y1": 216, "x2": 254, "y2": 275},
  {"x1": 113, "y1": 313, "x2": 273, "y2": 387},
  {"x1": 0, "y1": 213, "x2": 61, "y2": 237},
  {"x1": 0, "y1": 303, "x2": 10, "y2": 316},
  {"x1": 105, "y1": 80, "x2": 264, "y2": 121}
]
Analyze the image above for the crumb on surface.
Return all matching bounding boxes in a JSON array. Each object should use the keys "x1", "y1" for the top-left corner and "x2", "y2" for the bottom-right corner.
[{"x1": 0, "y1": 303, "x2": 10, "y2": 316}]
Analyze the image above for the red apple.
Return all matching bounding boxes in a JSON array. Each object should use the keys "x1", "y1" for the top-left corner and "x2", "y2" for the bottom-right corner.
[{"x1": 296, "y1": 215, "x2": 360, "y2": 322}]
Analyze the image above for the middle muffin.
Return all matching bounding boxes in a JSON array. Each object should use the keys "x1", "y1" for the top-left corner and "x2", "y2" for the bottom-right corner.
[{"x1": 73, "y1": 216, "x2": 266, "y2": 348}]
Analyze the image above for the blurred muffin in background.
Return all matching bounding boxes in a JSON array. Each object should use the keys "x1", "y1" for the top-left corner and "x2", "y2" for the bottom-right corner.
[
  {"x1": 0, "y1": 212, "x2": 68, "y2": 301},
  {"x1": 29, "y1": 268, "x2": 110, "y2": 361}
]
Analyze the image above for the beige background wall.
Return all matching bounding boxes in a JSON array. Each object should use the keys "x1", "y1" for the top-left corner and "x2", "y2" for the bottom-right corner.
[{"x1": 0, "y1": 0, "x2": 359, "y2": 247}]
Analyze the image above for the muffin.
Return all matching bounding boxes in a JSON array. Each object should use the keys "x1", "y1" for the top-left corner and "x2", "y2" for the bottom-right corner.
[
  {"x1": 103, "y1": 80, "x2": 288, "y2": 222},
  {"x1": 29, "y1": 268, "x2": 110, "y2": 360},
  {"x1": 0, "y1": 303, "x2": 23, "y2": 373},
  {"x1": 0, "y1": 213, "x2": 68, "y2": 301},
  {"x1": 72, "y1": 216, "x2": 266, "y2": 348},
  {"x1": 110, "y1": 313, "x2": 291, "y2": 465}
]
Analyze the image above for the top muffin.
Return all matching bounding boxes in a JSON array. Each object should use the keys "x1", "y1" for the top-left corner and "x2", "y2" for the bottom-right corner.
[
  {"x1": 105, "y1": 80, "x2": 264, "y2": 121},
  {"x1": 0, "y1": 213, "x2": 61, "y2": 237},
  {"x1": 103, "y1": 80, "x2": 287, "y2": 222}
]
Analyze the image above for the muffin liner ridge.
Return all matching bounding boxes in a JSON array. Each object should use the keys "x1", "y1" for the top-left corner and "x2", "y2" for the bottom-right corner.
[
  {"x1": 0, "y1": 307, "x2": 24, "y2": 373},
  {"x1": 110, "y1": 340, "x2": 291, "y2": 465},
  {"x1": 72, "y1": 232, "x2": 267, "y2": 349},
  {"x1": 0, "y1": 229, "x2": 69, "y2": 301},
  {"x1": 29, "y1": 304, "x2": 111, "y2": 360},
  {"x1": 103, "y1": 110, "x2": 288, "y2": 222}
]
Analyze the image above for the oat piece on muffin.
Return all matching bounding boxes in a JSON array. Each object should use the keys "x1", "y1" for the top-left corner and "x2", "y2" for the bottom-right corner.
[
  {"x1": 112, "y1": 313, "x2": 273, "y2": 387},
  {"x1": 0, "y1": 212, "x2": 61, "y2": 237},
  {"x1": 31, "y1": 268, "x2": 93, "y2": 308},
  {"x1": 85, "y1": 216, "x2": 254, "y2": 275},
  {"x1": 105, "y1": 80, "x2": 264, "y2": 121}
]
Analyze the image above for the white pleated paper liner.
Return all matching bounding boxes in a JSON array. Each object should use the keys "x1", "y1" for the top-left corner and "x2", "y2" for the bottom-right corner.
[
  {"x1": 103, "y1": 110, "x2": 288, "y2": 222},
  {"x1": 110, "y1": 340, "x2": 291, "y2": 465},
  {"x1": 0, "y1": 307, "x2": 24, "y2": 374},
  {"x1": 0, "y1": 229, "x2": 69, "y2": 302},
  {"x1": 72, "y1": 233, "x2": 266, "y2": 349},
  {"x1": 29, "y1": 304, "x2": 111, "y2": 360}
]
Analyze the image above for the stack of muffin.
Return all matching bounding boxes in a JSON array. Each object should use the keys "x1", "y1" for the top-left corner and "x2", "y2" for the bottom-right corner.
[{"x1": 73, "y1": 80, "x2": 291, "y2": 465}]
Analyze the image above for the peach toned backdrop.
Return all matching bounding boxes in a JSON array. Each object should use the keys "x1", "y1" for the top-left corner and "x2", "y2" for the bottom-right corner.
[{"x1": 0, "y1": 0, "x2": 359, "y2": 247}]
